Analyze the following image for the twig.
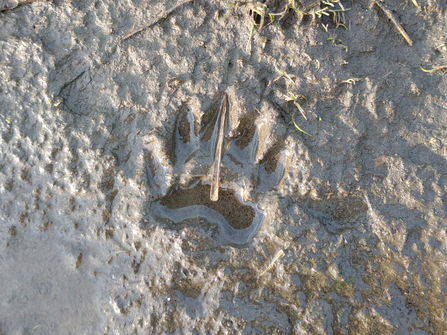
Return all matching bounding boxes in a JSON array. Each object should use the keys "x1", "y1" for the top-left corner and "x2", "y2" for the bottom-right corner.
[
  {"x1": 373, "y1": 0, "x2": 413, "y2": 46},
  {"x1": 123, "y1": 0, "x2": 194, "y2": 41},
  {"x1": 210, "y1": 93, "x2": 230, "y2": 201}
]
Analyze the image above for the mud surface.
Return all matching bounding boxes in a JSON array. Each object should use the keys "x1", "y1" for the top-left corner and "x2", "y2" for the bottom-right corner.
[
  {"x1": 1, "y1": 0, "x2": 447, "y2": 334},
  {"x1": 159, "y1": 184, "x2": 256, "y2": 230}
]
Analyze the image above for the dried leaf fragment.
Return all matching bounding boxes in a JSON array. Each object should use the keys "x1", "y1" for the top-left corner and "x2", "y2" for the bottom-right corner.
[{"x1": 375, "y1": 155, "x2": 387, "y2": 167}]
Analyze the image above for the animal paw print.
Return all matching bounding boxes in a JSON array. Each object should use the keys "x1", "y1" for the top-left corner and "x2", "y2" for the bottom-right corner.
[{"x1": 145, "y1": 91, "x2": 290, "y2": 245}]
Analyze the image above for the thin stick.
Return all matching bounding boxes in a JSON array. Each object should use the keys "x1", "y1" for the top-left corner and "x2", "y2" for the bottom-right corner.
[
  {"x1": 210, "y1": 93, "x2": 229, "y2": 201},
  {"x1": 123, "y1": 0, "x2": 194, "y2": 41},
  {"x1": 373, "y1": 0, "x2": 413, "y2": 46}
]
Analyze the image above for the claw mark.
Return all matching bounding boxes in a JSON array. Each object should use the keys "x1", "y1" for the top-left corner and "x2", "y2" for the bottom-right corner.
[{"x1": 210, "y1": 93, "x2": 230, "y2": 201}]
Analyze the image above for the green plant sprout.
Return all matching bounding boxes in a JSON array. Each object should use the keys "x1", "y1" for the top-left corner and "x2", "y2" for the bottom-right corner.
[
  {"x1": 231, "y1": 1, "x2": 349, "y2": 31},
  {"x1": 421, "y1": 65, "x2": 447, "y2": 73},
  {"x1": 229, "y1": 2, "x2": 288, "y2": 29},
  {"x1": 288, "y1": 0, "x2": 349, "y2": 28},
  {"x1": 327, "y1": 37, "x2": 348, "y2": 52}
]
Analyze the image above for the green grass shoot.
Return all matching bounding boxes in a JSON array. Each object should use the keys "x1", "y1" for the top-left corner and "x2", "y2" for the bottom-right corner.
[
  {"x1": 421, "y1": 65, "x2": 447, "y2": 73},
  {"x1": 292, "y1": 113, "x2": 312, "y2": 137}
]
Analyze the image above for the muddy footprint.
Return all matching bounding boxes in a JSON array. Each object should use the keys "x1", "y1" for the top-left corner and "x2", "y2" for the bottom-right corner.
[{"x1": 145, "y1": 93, "x2": 289, "y2": 245}]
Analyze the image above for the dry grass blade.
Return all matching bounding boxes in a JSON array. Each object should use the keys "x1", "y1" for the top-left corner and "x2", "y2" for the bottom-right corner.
[
  {"x1": 373, "y1": 0, "x2": 413, "y2": 46},
  {"x1": 258, "y1": 249, "x2": 285, "y2": 278},
  {"x1": 210, "y1": 93, "x2": 229, "y2": 201},
  {"x1": 246, "y1": 24, "x2": 255, "y2": 52},
  {"x1": 269, "y1": 62, "x2": 296, "y2": 89},
  {"x1": 285, "y1": 92, "x2": 308, "y2": 120},
  {"x1": 341, "y1": 77, "x2": 363, "y2": 85}
]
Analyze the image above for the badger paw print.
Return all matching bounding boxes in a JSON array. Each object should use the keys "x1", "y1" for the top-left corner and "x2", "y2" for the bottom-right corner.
[{"x1": 144, "y1": 92, "x2": 290, "y2": 245}]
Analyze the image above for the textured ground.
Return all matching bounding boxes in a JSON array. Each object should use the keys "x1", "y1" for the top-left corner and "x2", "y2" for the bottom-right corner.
[{"x1": 1, "y1": 0, "x2": 447, "y2": 334}]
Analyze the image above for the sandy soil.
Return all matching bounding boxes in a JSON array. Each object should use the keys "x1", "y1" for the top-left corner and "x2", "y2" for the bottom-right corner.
[{"x1": 1, "y1": 0, "x2": 447, "y2": 334}]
